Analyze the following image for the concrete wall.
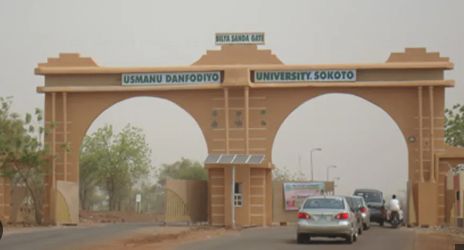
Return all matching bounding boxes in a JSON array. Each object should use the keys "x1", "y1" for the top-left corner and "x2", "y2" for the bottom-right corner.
[
  {"x1": 0, "y1": 178, "x2": 10, "y2": 222},
  {"x1": 272, "y1": 181, "x2": 334, "y2": 224},
  {"x1": 272, "y1": 181, "x2": 296, "y2": 224},
  {"x1": 165, "y1": 179, "x2": 208, "y2": 222},
  {"x1": 445, "y1": 162, "x2": 464, "y2": 225}
]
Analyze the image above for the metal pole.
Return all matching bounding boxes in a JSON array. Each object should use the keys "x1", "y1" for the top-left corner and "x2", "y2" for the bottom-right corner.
[
  {"x1": 310, "y1": 151, "x2": 314, "y2": 181},
  {"x1": 326, "y1": 166, "x2": 329, "y2": 182},
  {"x1": 333, "y1": 177, "x2": 340, "y2": 195},
  {"x1": 326, "y1": 165, "x2": 336, "y2": 181},
  {"x1": 310, "y1": 148, "x2": 322, "y2": 181},
  {"x1": 231, "y1": 166, "x2": 236, "y2": 228}
]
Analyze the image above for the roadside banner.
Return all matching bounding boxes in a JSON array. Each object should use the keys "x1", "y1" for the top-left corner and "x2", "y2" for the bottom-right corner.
[{"x1": 283, "y1": 182, "x2": 325, "y2": 210}]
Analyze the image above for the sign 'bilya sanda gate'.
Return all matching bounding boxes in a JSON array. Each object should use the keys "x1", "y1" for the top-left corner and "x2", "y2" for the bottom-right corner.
[
  {"x1": 27, "y1": 32, "x2": 464, "y2": 228},
  {"x1": 215, "y1": 32, "x2": 265, "y2": 45}
]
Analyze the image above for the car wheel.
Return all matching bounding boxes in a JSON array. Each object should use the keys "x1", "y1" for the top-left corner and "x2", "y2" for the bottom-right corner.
[
  {"x1": 345, "y1": 233, "x2": 354, "y2": 244},
  {"x1": 353, "y1": 232, "x2": 358, "y2": 242},
  {"x1": 358, "y1": 226, "x2": 363, "y2": 235},
  {"x1": 379, "y1": 220, "x2": 384, "y2": 227},
  {"x1": 363, "y1": 223, "x2": 369, "y2": 230},
  {"x1": 297, "y1": 233, "x2": 306, "y2": 244}
]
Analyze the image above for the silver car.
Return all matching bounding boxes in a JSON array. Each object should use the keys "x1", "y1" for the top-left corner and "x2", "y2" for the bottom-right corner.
[
  {"x1": 344, "y1": 196, "x2": 364, "y2": 235},
  {"x1": 296, "y1": 196, "x2": 359, "y2": 244},
  {"x1": 352, "y1": 195, "x2": 371, "y2": 230}
]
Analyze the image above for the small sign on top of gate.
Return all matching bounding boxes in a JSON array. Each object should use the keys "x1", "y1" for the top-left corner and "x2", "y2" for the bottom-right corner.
[{"x1": 215, "y1": 32, "x2": 265, "y2": 45}]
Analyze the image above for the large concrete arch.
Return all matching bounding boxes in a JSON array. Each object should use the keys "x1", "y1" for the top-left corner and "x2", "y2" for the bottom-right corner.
[
  {"x1": 69, "y1": 92, "x2": 212, "y2": 163},
  {"x1": 270, "y1": 92, "x2": 409, "y2": 196},
  {"x1": 267, "y1": 89, "x2": 415, "y2": 180},
  {"x1": 28, "y1": 43, "x2": 464, "y2": 227},
  {"x1": 41, "y1": 88, "x2": 221, "y2": 224}
]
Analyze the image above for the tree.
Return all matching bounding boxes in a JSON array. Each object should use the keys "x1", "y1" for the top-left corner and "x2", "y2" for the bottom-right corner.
[
  {"x1": 273, "y1": 166, "x2": 293, "y2": 182},
  {"x1": 156, "y1": 158, "x2": 207, "y2": 185},
  {"x1": 131, "y1": 182, "x2": 165, "y2": 213},
  {"x1": 445, "y1": 103, "x2": 464, "y2": 147},
  {"x1": 273, "y1": 165, "x2": 307, "y2": 182},
  {"x1": 0, "y1": 97, "x2": 48, "y2": 224},
  {"x1": 79, "y1": 131, "x2": 107, "y2": 210},
  {"x1": 79, "y1": 124, "x2": 152, "y2": 211}
]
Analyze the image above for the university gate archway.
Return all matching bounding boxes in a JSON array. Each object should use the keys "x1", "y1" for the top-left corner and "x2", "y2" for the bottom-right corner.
[{"x1": 34, "y1": 34, "x2": 464, "y2": 226}]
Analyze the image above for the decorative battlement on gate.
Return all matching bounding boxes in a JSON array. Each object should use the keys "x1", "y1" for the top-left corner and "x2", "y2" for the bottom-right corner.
[
  {"x1": 34, "y1": 46, "x2": 455, "y2": 93},
  {"x1": 387, "y1": 48, "x2": 450, "y2": 63},
  {"x1": 37, "y1": 53, "x2": 98, "y2": 68},
  {"x1": 193, "y1": 45, "x2": 282, "y2": 65}
]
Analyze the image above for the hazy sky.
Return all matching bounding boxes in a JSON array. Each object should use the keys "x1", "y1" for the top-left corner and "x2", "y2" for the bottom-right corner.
[{"x1": 1, "y1": 0, "x2": 463, "y2": 196}]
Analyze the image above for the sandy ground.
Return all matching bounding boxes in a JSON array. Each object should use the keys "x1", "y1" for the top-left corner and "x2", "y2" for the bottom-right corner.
[
  {"x1": 77, "y1": 211, "x2": 239, "y2": 250},
  {"x1": 83, "y1": 225, "x2": 464, "y2": 250},
  {"x1": 83, "y1": 225, "x2": 237, "y2": 250},
  {"x1": 5, "y1": 213, "x2": 464, "y2": 250},
  {"x1": 414, "y1": 227, "x2": 464, "y2": 250}
]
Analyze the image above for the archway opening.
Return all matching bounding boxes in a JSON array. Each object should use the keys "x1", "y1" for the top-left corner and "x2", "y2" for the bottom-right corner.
[
  {"x1": 79, "y1": 96, "x2": 208, "y2": 216},
  {"x1": 272, "y1": 93, "x2": 408, "y2": 198}
]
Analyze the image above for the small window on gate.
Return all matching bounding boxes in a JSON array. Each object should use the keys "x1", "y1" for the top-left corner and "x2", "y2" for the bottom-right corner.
[{"x1": 234, "y1": 182, "x2": 243, "y2": 207}]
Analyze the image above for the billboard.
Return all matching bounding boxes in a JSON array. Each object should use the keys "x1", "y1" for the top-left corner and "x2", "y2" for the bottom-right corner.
[{"x1": 283, "y1": 182, "x2": 325, "y2": 211}]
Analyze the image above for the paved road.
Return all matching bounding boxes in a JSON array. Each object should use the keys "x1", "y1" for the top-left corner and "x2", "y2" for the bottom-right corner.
[
  {"x1": 0, "y1": 223, "x2": 157, "y2": 250},
  {"x1": 177, "y1": 225, "x2": 416, "y2": 250}
]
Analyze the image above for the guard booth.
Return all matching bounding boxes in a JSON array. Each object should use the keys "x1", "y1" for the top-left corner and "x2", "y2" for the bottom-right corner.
[
  {"x1": 205, "y1": 154, "x2": 270, "y2": 227},
  {"x1": 445, "y1": 163, "x2": 464, "y2": 226}
]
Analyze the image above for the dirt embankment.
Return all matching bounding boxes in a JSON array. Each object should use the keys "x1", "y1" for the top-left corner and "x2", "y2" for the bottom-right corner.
[
  {"x1": 414, "y1": 227, "x2": 464, "y2": 250},
  {"x1": 79, "y1": 210, "x2": 164, "y2": 224},
  {"x1": 79, "y1": 210, "x2": 232, "y2": 250},
  {"x1": 85, "y1": 226, "x2": 235, "y2": 250}
]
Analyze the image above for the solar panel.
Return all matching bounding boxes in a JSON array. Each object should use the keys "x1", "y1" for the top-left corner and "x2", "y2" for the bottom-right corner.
[
  {"x1": 247, "y1": 155, "x2": 265, "y2": 164},
  {"x1": 204, "y1": 154, "x2": 265, "y2": 165},
  {"x1": 232, "y1": 154, "x2": 250, "y2": 164},
  {"x1": 204, "y1": 154, "x2": 221, "y2": 164},
  {"x1": 218, "y1": 154, "x2": 235, "y2": 164}
]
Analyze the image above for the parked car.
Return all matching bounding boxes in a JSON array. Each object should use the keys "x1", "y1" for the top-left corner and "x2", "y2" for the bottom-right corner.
[
  {"x1": 353, "y1": 189, "x2": 385, "y2": 226},
  {"x1": 344, "y1": 196, "x2": 364, "y2": 235},
  {"x1": 296, "y1": 196, "x2": 359, "y2": 244},
  {"x1": 352, "y1": 195, "x2": 371, "y2": 230}
]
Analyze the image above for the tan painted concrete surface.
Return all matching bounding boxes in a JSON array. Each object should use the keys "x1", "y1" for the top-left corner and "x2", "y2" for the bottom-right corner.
[{"x1": 11, "y1": 43, "x2": 462, "y2": 227}]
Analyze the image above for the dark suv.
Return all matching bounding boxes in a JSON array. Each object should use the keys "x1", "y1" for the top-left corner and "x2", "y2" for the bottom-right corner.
[{"x1": 353, "y1": 189, "x2": 385, "y2": 226}]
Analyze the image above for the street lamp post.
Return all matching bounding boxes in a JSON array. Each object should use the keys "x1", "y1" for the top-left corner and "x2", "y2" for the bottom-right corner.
[
  {"x1": 332, "y1": 177, "x2": 340, "y2": 195},
  {"x1": 310, "y1": 148, "x2": 322, "y2": 181},
  {"x1": 326, "y1": 165, "x2": 337, "y2": 181}
]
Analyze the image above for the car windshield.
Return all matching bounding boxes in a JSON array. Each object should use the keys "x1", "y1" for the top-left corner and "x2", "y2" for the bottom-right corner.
[
  {"x1": 352, "y1": 198, "x2": 362, "y2": 207},
  {"x1": 303, "y1": 198, "x2": 345, "y2": 209},
  {"x1": 354, "y1": 192, "x2": 382, "y2": 203}
]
